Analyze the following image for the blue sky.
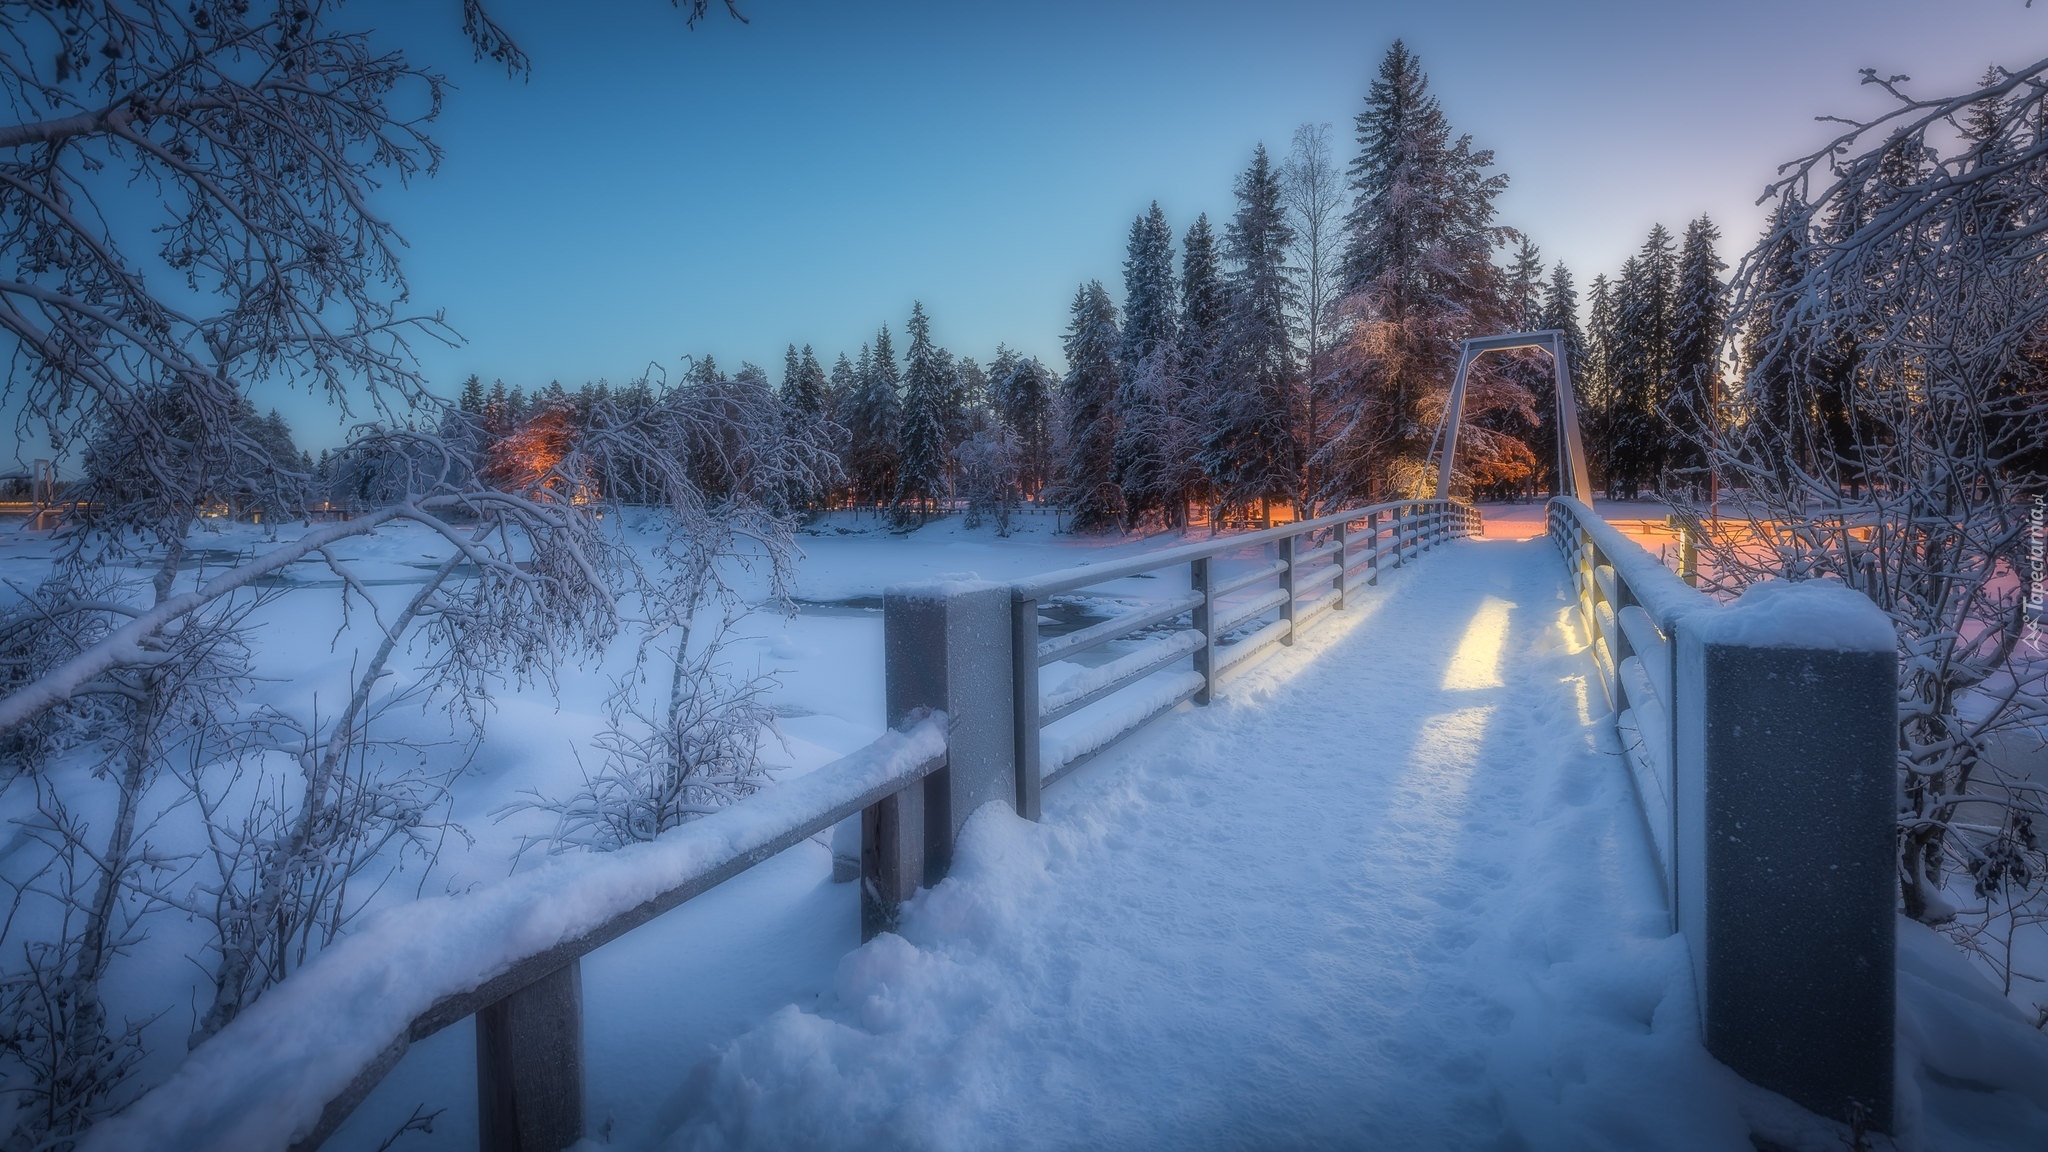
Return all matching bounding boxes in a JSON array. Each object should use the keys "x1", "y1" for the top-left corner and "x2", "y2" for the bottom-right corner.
[{"x1": 12, "y1": 0, "x2": 2048, "y2": 458}]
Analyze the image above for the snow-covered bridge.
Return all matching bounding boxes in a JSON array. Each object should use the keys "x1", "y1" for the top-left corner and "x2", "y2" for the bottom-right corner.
[{"x1": 81, "y1": 333, "x2": 2048, "y2": 1150}]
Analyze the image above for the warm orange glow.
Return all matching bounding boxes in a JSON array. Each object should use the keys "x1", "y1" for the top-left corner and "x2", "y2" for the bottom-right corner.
[{"x1": 485, "y1": 408, "x2": 585, "y2": 501}]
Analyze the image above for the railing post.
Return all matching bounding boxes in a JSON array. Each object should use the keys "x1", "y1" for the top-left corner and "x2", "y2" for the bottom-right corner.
[
  {"x1": 476, "y1": 960, "x2": 584, "y2": 1152},
  {"x1": 1277, "y1": 535, "x2": 1296, "y2": 646},
  {"x1": 1366, "y1": 511, "x2": 1379, "y2": 585},
  {"x1": 1191, "y1": 556, "x2": 1215, "y2": 704},
  {"x1": 1333, "y1": 521, "x2": 1348, "y2": 609},
  {"x1": 1672, "y1": 584, "x2": 1896, "y2": 1133},
  {"x1": 883, "y1": 582, "x2": 1015, "y2": 885},
  {"x1": 1010, "y1": 594, "x2": 1042, "y2": 822},
  {"x1": 861, "y1": 778, "x2": 925, "y2": 940},
  {"x1": 1391, "y1": 507, "x2": 1405, "y2": 569}
]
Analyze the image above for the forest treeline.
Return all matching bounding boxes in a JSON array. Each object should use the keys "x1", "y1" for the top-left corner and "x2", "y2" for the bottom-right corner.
[{"x1": 298, "y1": 41, "x2": 1741, "y2": 536}]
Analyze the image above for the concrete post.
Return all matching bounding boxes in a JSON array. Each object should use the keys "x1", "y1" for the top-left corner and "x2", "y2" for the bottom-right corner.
[
  {"x1": 1673, "y1": 582, "x2": 1896, "y2": 1132},
  {"x1": 476, "y1": 959, "x2": 583, "y2": 1152},
  {"x1": 883, "y1": 582, "x2": 1016, "y2": 884}
]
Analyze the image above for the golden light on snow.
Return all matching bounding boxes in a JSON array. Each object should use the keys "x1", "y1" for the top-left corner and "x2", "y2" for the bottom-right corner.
[{"x1": 1441, "y1": 596, "x2": 1511, "y2": 691}]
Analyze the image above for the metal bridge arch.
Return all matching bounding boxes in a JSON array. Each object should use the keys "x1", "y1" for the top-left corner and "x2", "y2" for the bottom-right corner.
[{"x1": 1432, "y1": 330, "x2": 1593, "y2": 505}]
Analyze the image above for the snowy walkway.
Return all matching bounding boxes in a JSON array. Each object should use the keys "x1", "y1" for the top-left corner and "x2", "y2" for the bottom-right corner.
[{"x1": 651, "y1": 537, "x2": 1786, "y2": 1150}]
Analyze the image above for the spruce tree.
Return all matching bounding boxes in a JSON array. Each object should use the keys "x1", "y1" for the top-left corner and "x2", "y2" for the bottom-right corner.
[
  {"x1": 1609, "y1": 225, "x2": 1678, "y2": 497},
  {"x1": 1178, "y1": 214, "x2": 1227, "y2": 517},
  {"x1": 1323, "y1": 40, "x2": 1512, "y2": 500},
  {"x1": 458, "y1": 373, "x2": 487, "y2": 414},
  {"x1": 1180, "y1": 213, "x2": 1228, "y2": 382},
  {"x1": 895, "y1": 302, "x2": 950, "y2": 524},
  {"x1": 798, "y1": 346, "x2": 829, "y2": 415},
  {"x1": 1506, "y1": 238, "x2": 1545, "y2": 328},
  {"x1": 1206, "y1": 144, "x2": 1301, "y2": 524},
  {"x1": 781, "y1": 343, "x2": 803, "y2": 408},
  {"x1": 828, "y1": 351, "x2": 856, "y2": 419},
  {"x1": 1000, "y1": 355, "x2": 1055, "y2": 500},
  {"x1": 844, "y1": 333, "x2": 901, "y2": 507},
  {"x1": 1584, "y1": 272, "x2": 1618, "y2": 490},
  {"x1": 1668, "y1": 216, "x2": 1726, "y2": 485},
  {"x1": 1114, "y1": 202, "x2": 1181, "y2": 528},
  {"x1": 1060, "y1": 281, "x2": 1123, "y2": 533}
]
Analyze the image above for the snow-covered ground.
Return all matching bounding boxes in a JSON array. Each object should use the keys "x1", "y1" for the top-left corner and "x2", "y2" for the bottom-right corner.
[
  {"x1": 625, "y1": 535, "x2": 2048, "y2": 1152},
  {"x1": 7, "y1": 506, "x2": 2047, "y2": 1150}
]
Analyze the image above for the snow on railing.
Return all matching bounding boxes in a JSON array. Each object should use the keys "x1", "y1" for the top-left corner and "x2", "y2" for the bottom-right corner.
[
  {"x1": 1548, "y1": 497, "x2": 1713, "y2": 896},
  {"x1": 1545, "y1": 495, "x2": 1898, "y2": 1133},
  {"x1": 83, "y1": 719, "x2": 948, "y2": 1152},
  {"x1": 95, "y1": 501, "x2": 1485, "y2": 1152}
]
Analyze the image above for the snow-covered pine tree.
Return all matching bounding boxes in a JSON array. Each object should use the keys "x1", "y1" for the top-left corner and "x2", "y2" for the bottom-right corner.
[
  {"x1": 782, "y1": 343, "x2": 804, "y2": 408},
  {"x1": 1177, "y1": 213, "x2": 1228, "y2": 520},
  {"x1": 844, "y1": 331, "x2": 902, "y2": 508},
  {"x1": 1667, "y1": 216, "x2": 1726, "y2": 489},
  {"x1": 1583, "y1": 271, "x2": 1617, "y2": 486},
  {"x1": 459, "y1": 374, "x2": 487, "y2": 414},
  {"x1": 951, "y1": 355, "x2": 988, "y2": 447},
  {"x1": 828, "y1": 351, "x2": 857, "y2": 423},
  {"x1": 1608, "y1": 225, "x2": 1678, "y2": 498},
  {"x1": 1114, "y1": 202, "x2": 1182, "y2": 529},
  {"x1": 1320, "y1": 40, "x2": 1514, "y2": 502},
  {"x1": 1205, "y1": 144, "x2": 1302, "y2": 525},
  {"x1": 1059, "y1": 281, "x2": 1123, "y2": 533},
  {"x1": 1001, "y1": 356, "x2": 1057, "y2": 500},
  {"x1": 776, "y1": 344, "x2": 837, "y2": 511},
  {"x1": 894, "y1": 302, "x2": 951, "y2": 526}
]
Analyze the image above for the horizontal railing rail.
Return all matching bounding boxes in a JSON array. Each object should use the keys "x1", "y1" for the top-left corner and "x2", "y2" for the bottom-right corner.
[
  {"x1": 83, "y1": 720, "x2": 950, "y2": 1152},
  {"x1": 1545, "y1": 495, "x2": 1897, "y2": 1133},
  {"x1": 1012, "y1": 499, "x2": 1481, "y2": 813},
  {"x1": 1547, "y1": 497, "x2": 1713, "y2": 899}
]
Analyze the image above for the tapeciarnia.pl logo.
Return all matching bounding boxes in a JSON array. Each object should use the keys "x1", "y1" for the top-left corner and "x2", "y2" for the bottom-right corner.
[{"x1": 2029, "y1": 493, "x2": 2045, "y2": 652}]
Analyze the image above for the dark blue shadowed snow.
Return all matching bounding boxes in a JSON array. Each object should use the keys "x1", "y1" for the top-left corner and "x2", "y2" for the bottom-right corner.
[{"x1": 649, "y1": 538, "x2": 2048, "y2": 1152}]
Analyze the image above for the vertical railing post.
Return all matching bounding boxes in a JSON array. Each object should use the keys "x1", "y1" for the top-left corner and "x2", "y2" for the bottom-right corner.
[
  {"x1": 1010, "y1": 594, "x2": 1041, "y2": 822},
  {"x1": 861, "y1": 778, "x2": 925, "y2": 940},
  {"x1": 1366, "y1": 511, "x2": 1380, "y2": 585},
  {"x1": 1672, "y1": 584, "x2": 1896, "y2": 1133},
  {"x1": 476, "y1": 961, "x2": 584, "y2": 1152},
  {"x1": 1392, "y1": 506, "x2": 1406, "y2": 569},
  {"x1": 1191, "y1": 556, "x2": 1215, "y2": 704},
  {"x1": 882, "y1": 582, "x2": 1015, "y2": 886},
  {"x1": 1277, "y1": 535, "x2": 1296, "y2": 646},
  {"x1": 1333, "y1": 520, "x2": 1348, "y2": 610}
]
